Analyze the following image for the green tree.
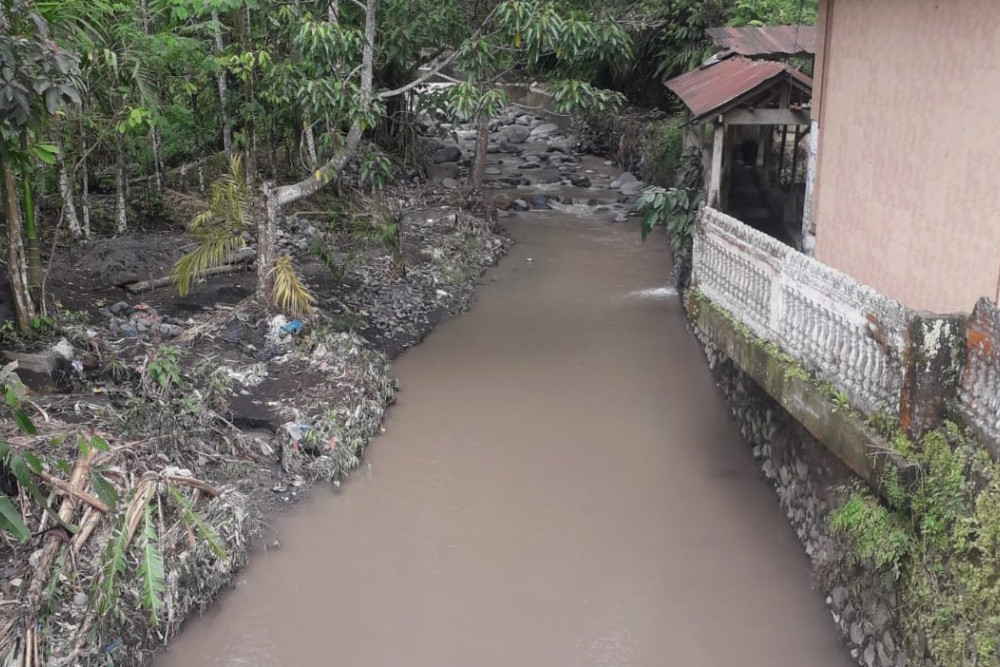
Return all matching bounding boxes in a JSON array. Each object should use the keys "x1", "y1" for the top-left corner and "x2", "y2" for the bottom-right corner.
[{"x1": 0, "y1": 0, "x2": 83, "y2": 333}]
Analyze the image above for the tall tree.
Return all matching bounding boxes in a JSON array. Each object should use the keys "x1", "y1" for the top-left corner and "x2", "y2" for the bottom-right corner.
[{"x1": 0, "y1": 0, "x2": 83, "y2": 332}]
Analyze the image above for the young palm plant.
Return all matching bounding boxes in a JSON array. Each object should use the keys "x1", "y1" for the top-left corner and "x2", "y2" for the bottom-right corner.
[{"x1": 171, "y1": 156, "x2": 317, "y2": 317}]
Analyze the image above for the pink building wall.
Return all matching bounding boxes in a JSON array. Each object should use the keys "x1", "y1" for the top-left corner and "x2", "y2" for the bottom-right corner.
[{"x1": 811, "y1": 0, "x2": 1000, "y2": 313}]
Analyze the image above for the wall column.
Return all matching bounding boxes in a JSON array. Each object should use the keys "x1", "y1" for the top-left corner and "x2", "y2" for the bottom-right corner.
[
  {"x1": 801, "y1": 119, "x2": 820, "y2": 255},
  {"x1": 709, "y1": 123, "x2": 724, "y2": 208}
]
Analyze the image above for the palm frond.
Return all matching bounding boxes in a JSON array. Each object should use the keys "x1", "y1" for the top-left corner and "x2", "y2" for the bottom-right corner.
[
  {"x1": 96, "y1": 513, "x2": 130, "y2": 617},
  {"x1": 172, "y1": 233, "x2": 247, "y2": 296},
  {"x1": 167, "y1": 486, "x2": 228, "y2": 559},
  {"x1": 172, "y1": 155, "x2": 254, "y2": 295},
  {"x1": 136, "y1": 504, "x2": 166, "y2": 625},
  {"x1": 269, "y1": 256, "x2": 317, "y2": 318}
]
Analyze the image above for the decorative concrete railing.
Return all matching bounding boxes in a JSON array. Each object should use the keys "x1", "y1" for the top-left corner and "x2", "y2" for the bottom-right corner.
[
  {"x1": 959, "y1": 299, "x2": 1000, "y2": 444},
  {"x1": 693, "y1": 207, "x2": 911, "y2": 414}
]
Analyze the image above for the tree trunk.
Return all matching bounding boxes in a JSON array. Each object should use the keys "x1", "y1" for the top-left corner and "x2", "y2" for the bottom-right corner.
[
  {"x1": 79, "y1": 120, "x2": 91, "y2": 239},
  {"x1": 150, "y1": 127, "x2": 163, "y2": 192},
  {"x1": 212, "y1": 10, "x2": 233, "y2": 160},
  {"x1": 256, "y1": 181, "x2": 279, "y2": 302},
  {"x1": 57, "y1": 139, "x2": 82, "y2": 239},
  {"x1": 471, "y1": 111, "x2": 489, "y2": 189},
  {"x1": 329, "y1": 0, "x2": 339, "y2": 23},
  {"x1": 22, "y1": 172, "x2": 41, "y2": 298},
  {"x1": 114, "y1": 134, "x2": 127, "y2": 234},
  {"x1": 2, "y1": 160, "x2": 36, "y2": 333},
  {"x1": 303, "y1": 121, "x2": 318, "y2": 169}
]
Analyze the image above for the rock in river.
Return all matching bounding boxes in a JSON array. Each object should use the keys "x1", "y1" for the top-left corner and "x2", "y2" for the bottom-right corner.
[{"x1": 504, "y1": 125, "x2": 531, "y2": 144}]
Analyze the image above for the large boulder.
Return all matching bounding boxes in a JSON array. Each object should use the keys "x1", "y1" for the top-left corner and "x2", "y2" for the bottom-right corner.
[
  {"x1": 504, "y1": 125, "x2": 531, "y2": 144},
  {"x1": 427, "y1": 161, "x2": 460, "y2": 183},
  {"x1": 618, "y1": 171, "x2": 638, "y2": 185},
  {"x1": 620, "y1": 180, "x2": 646, "y2": 196},
  {"x1": 431, "y1": 144, "x2": 462, "y2": 164},
  {"x1": 530, "y1": 122, "x2": 559, "y2": 137}
]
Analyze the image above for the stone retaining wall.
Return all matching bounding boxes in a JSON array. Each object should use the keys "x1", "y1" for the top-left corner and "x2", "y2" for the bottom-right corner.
[{"x1": 692, "y1": 322, "x2": 908, "y2": 667}]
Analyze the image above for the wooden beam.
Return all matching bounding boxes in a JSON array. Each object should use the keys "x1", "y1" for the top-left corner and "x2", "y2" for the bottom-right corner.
[{"x1": 723, "y1": 108, "x2": 811, "y2": 126}]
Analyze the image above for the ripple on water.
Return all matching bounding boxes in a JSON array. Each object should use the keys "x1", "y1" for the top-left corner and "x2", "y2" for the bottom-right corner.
[{"x1": 627, "y1": 286, "x2": 678, "y2": 300}]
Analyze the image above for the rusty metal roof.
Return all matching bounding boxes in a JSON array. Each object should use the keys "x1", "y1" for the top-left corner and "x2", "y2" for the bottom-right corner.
[
  {"x1": 706, "y1": 25, "x2": 816, "y2": 58},
  {"x1": 664, "y1": 57, "x2": 812, "y2": 122}
]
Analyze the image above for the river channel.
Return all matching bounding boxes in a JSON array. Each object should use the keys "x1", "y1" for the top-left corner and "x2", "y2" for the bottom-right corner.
[{"x1": 156, "y1": 173, "x2": 853, "y2": 666}]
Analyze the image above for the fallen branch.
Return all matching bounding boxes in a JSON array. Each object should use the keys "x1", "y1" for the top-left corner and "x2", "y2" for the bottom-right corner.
[
  {"x1": 71, "y1": 506, "x2": 102, "y2": 552},
  {"x1": 38, "y1": 471, "x2": 111, "y2": 513},
  {"x1": 162, "y1": 474, "x2": 219, "y2": 498},
  {"x1": 125, "y1": 259, "x2": 254, "y2": 294}
]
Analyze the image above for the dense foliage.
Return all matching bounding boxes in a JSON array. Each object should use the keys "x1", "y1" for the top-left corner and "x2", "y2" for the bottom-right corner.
[{"x1": 0, "y1": 0, "x2": 642, "y2": 332}]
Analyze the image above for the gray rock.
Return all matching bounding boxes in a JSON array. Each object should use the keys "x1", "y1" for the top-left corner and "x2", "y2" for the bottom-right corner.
[
  {"x1": 614, "y1": 212, "x2": 629, "y2": 223},
  {"x1": 876, "y1": 641, "x2": 892, "y2": 667},
  {"x1": 524, "y1": 154, "x2": 541, "y2": 164},
  {"x1": 619, "y1": 181, "x2": 646, "y2": 196},
  {"x1": 441, "y1": 178, "x2": 459, "y2": 189},
  {"x1": 432, "y1": 144, "x2": 461, "y2": 164},
  {"x1": 830, "y1": 586, "x2": 849, "y2": 609},
  {"x1": 504, "y1": 125, "x2": 531, "y2": 144},
  {"x1": 517, "y1": 162, "x2": 541, "y2": 170},
  {"x1": 484, "y1": 167, "x2": 501, "y2": 176},
  {"x1": 873, "y1": 603, "x2": 891, "y2": 632},
  {"x1": 110, "y1": 301, "x2": 130, "y2": 315},
  {"x1": 512, "y1": 199, "x2": 530, "y2": 212},
  {"x1": 570, "y1": 175, "x2": 591, "y2": 187},
  {"x1": 864, "y1": 642, "x2": 875, "y2": 667},
  {"x1": 499, "y1": 141, "x2": 523, "y2": 154},
  {"x1": 515, "y1": 115, "x2": 532, "y2": 126},
  {"x1": 73, "y1": 592, "x2": 89, "y2": 606},
  {"x1": 850, "y1": 621, "x2": 865, "y2": 646},
  {"x1": 427, "y1": 161, "x2": 460, "y2": 182},
  {"x1": 618, "y1": 171, "x2": 638, "y2": 185},
  {"x1": 530, "y1": 122, "x2": 559, "y2": 137}
]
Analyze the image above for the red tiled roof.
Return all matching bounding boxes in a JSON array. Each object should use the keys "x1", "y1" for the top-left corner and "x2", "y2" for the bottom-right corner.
[
  {"x1": 705, "y1": 25, "x2": 816, "y2": 58},
  {"x1": 664, "y1": 57, "x2": 812, "y2": 121}
]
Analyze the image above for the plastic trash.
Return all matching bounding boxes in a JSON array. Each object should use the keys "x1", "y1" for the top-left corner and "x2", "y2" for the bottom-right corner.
[{"x1": 283, "y1": 319, "x2": 303, "y2": 334}]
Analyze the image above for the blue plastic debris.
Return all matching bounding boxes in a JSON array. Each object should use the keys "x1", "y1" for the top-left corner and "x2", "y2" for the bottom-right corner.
[
  {"x1": 283, "y1": 320, "x2": 303, "y2": 334},
  {"x1": 105, "y1": 638, "x2": 122, "y2": 654}
]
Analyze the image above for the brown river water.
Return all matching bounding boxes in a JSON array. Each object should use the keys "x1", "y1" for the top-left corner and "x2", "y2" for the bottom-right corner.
[{"x1": 156, "y1": 200, "x2": 853, "y2": 666}]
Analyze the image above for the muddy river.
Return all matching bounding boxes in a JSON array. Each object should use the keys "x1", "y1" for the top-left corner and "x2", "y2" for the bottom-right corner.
[{"x1": 156, "y1": 189, "x2": 852, "y2": 665}]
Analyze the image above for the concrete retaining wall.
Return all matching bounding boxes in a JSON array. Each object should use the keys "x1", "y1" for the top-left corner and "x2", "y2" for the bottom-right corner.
[{"x1": 690, "y1": 299, "x2": 908, "y2": 667}]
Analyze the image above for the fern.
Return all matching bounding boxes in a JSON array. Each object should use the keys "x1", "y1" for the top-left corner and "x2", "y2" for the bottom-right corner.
[
  {"x1": 136, "y1": 504, "x2": 166, "y2": 625},
  {"x1": 167, "y1": 486, "x2": 228, "y2": 559}
]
